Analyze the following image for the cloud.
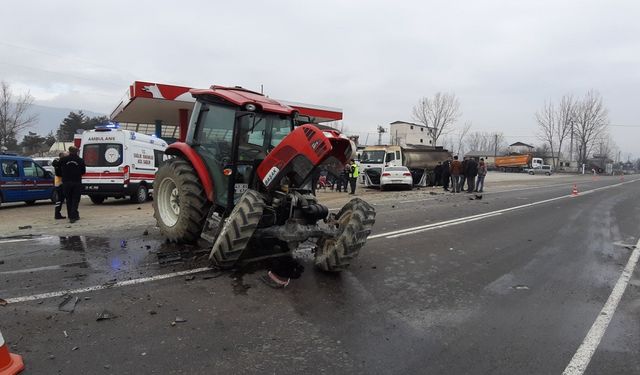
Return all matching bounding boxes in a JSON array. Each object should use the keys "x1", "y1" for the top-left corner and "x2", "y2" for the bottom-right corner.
[{"x1": 1, "y1": 0, "x2": 639, "y2": 156}]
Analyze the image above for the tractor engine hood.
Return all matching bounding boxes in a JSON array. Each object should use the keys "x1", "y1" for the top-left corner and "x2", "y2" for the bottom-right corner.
[{"x1": 257, "y1": 124, "x2": 354, "y2": 191}]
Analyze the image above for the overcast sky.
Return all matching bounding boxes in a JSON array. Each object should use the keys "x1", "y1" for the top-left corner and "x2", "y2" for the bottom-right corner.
[{"x1": 1, "y1": 0, "x2": 639, "y2": 158}]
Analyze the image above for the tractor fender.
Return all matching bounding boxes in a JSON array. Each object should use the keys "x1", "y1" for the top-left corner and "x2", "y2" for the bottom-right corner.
[{"x1": 165, "y1": 142, "x2": 215, "y2": 202}]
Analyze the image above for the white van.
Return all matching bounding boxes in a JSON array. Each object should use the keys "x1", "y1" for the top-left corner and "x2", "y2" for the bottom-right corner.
[{"x1": 80, "y1": 125, "x2": 168, "y2": 204}]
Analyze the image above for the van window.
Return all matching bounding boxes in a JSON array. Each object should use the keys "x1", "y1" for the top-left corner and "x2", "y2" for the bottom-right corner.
[
  {"x1": 23, "y1": 161, "x2": 46, "y2": 177},
  {"x1": 1, "y1": 160, "x2": 19, "y2": 177},
  {"x1": 84, "y1": 144, "x2": 124, "y2": 167},
  {"x1": 386, "y1": 153, "x2": 395, "y2": 162}
]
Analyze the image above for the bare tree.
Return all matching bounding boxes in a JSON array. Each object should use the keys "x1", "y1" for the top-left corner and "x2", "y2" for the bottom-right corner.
[
  {"x1": 453, "y1": 121, "x2": 472, "y2": 156},
  {"x1": 412, "y1": 92, "x2": 461, "y2": 145},
  {"x1": 595, "y1": 132, "x2": 617, "y2": 159},
  {"x1": 0, "y1": 81, "x2": 38, "y2": 149},
  {"x1": 573, "y1": 90, "x2": 609, "y2": 164},
  {"x1": 535, "y1": 100, "x2": 556, "y2": 167},
  {"x1": 555, "y1": 95, "x2": 575, "y2": 165},
  {"x1": 465, "y1": 131, "x2": 507, "y2": 156}
]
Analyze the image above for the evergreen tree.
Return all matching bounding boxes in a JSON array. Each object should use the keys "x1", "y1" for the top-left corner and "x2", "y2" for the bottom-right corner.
[
  {"x1": 45, "y1": 131, "x2": 57, "y2": 147},
  {"x1": 56, "y1": 111, "x2": 109, "y2": 141},
  {"x1": 20, "y1": 131, "x2": 47, "y2": 155}
]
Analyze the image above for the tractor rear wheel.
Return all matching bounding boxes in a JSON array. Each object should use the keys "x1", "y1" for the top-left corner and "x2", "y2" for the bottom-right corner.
[
  {"x1": 153, "y1": 157, "x2": 210, "y2": 243},
  {"x1": 209, "y1": 189, "x2": 264, "y2": 269},
  {"x1": 314, "y1": 198, "x2": 376, "y2": 272}
]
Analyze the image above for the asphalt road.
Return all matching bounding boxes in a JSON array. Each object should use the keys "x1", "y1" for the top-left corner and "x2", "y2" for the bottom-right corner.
[{"x1": 1, "y1": 175, "x2": 639, "y2": 374}]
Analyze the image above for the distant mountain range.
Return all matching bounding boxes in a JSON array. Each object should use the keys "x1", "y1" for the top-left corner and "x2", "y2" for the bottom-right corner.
[{"x1": 21, "y1": 104, "x2": 106, "y2": 138}]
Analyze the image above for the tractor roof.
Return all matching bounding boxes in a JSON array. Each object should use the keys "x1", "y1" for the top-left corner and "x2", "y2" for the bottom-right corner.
[{"x1": 190, "y1": 86, "x2": 295, "y2": 115}]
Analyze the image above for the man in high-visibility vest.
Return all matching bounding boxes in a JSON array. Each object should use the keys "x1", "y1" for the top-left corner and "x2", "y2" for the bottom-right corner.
[{"x1": 348, "y1": 159, "x2": 359, "y2": 194}]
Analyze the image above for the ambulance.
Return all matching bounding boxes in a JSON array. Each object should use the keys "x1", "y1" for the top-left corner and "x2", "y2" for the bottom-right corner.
[{"x1": 80, "y1": 123, "x2": 168, "y2": 204}]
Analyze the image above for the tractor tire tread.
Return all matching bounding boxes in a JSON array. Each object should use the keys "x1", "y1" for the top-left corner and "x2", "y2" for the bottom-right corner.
[
  {"x1": 153, "y1": 158, "x2": 210, "y2": 243},
  {"x1": 314, "y1": 198, "x2": 376, "y2": 272},
  {"x1": 209, "y1": 189, "x2": 264, "y2": 269}
]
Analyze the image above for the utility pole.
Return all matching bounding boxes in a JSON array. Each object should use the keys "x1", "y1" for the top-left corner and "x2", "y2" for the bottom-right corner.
[
  {"x1": 494, "y1": 133, "x2": 498, "y2": 158},
  {"x1": 569, "y1": 120, "x2": 574, "y2": 164},
  {"x1": 377, "y1": 125, "x2": 386, "y2": 146}
]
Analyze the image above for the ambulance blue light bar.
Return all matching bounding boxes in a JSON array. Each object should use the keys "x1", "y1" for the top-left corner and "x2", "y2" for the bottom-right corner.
[{"x1": 95, "y1": 122, "x2": 121, "y2": 131}]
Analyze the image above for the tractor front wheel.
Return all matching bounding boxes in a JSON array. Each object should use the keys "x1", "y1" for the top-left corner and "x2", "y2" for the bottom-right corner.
[
  {"x1": 314, "y1": 198, "x2": 376, "y2": 272},
  {"x1": 153, "y1": 158, "x2": 210, "y2": 243},
  {"x1": 209, "y1": 189, "x2": 264, "y2": 269}
]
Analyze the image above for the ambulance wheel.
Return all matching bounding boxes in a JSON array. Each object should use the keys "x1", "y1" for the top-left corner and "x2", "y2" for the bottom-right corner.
[
  {"x1": 153, "y1": 158, "x2": 210, "y2": 243},
  {"x1": 131, "y1": 185, "x2": 148, "y2": 203},
  {"x1": 314, "y1": 198, "x2": 376, "y2": 272},
  {"x1": 89, "y1": 195, "x2": 105, "y2": 204}
]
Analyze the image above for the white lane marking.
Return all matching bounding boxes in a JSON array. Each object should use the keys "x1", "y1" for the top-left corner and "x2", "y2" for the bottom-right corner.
[
  {"x1": 387, "y1": 212, "x2": 503, "y2": 239},
  {"x1": 0, "y1": 236, "x2": 55, "y2": 245},
  {"x1": 0, "y1": 239, "x2": 32, "y2": 244},
  {"x1": 3, "y1": 267, "x2": 213, "y2": 304},
  {"x1": 370, "y1": 179, "x2": 636, "y2": 239},
  {"x1": 396, "y1": 181, "x2": 612, "y2": 204},
  {"x1": 0, "y1": 265, "x2": 62, "y2": 275},
  {"x1": 562, "y1": 236, "x2": 640, "y2": 375}
]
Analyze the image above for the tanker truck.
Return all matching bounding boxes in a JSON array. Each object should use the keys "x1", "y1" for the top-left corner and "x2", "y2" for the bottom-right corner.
[
  {"x1": 494, "y1": 154, "x2": 543, "y2": 173},
  {"x1": 359, "y1": 145, "x2": 451, "y2": 187}
]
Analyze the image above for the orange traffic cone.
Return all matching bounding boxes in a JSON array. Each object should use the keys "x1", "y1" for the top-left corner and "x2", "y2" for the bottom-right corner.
[
  {"x1": 571, "y1": 184, "x2": 579, "y2": 196},
  {"x1": 0, "y1": 329, "x2": 24, "y2": 374}
]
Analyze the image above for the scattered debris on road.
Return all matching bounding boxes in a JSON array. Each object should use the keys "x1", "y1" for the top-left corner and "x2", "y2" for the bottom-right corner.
[
  {"x1": 58, "y1": 294, "x2": 79, "y2": 313},
  {"x1": 18, "y1": 225, "x2": 32, "y2": 230},
  {"x1": 96, "y1": 310, "x2": 117, "y2": 321},
  {"x1": 512, "y1": 285, "x2": 530, "y2": 290}
]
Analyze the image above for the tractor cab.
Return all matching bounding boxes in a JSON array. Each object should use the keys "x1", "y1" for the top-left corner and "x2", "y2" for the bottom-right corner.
[{"x1": 187, "y1": 95, "x2": 296, "y2": 209}]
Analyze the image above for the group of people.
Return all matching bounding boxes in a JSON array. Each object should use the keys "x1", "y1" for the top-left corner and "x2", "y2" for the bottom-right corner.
[
  {"x1": 52, "y1": 146, "x2": 86, "y2": 223},
  {"x1": 434, "y1": 156, "x2": 487, "y2": 193},
  {"x1": 316, "y1": 159, "x2": 359, "y2": 194}
]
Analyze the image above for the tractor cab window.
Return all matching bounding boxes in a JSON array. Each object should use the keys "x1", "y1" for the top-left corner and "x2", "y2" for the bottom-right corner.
[
  {"x1": 194, "y1": 104, "x2": 236, "y2": 159},
  {"x1": 269, "y1": 116, "x2": 292, "y2": 149},
  {"x1": 238, "y1": 115, "x2": 267, "y2": 161},
  {"x1": 193, "y1": 104, "x2": 237, "y2": 206}
]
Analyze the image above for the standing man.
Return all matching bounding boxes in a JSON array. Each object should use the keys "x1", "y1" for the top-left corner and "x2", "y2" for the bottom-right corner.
[
  {"x1": 348, "y1": 159, "x2": 359, "y2": 195},
  {"x1": 450, "y1": 156, "x2": 463, "y2": 193},
  {"x1": 60, "y1": 146, "x2": 86, "y2": 223},
  {"x1": 434, "y1": 162, "x2": 443, "y2": 187},
  {"x1": 466, "y1": 158, "x2": 478, "y2": 193},
  {"x1": 442, "y1": 158, "x2": 451, "y2": 191},
  {"x1": 337, "y1": 166, "x2": 348, "y2": 192},
  {"x1": 52, "y1": 151, "x2": 67, "y2": 219},
  {"x1": 476, "y1": 158, "x2": 487, "y2": 193},
  {"x1": 460, "y1": 157, "x2": 469, "y2": 191}
]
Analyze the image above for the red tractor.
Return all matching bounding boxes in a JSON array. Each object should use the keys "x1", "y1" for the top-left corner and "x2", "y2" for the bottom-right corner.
[{"x1": 152, "y1": 86, "x2": 376, "y2": 271}]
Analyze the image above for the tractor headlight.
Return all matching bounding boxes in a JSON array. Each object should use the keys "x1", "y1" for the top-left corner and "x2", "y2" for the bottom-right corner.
[{"x1": 245, "y1": 103, "x2": 257, "y2": 112}]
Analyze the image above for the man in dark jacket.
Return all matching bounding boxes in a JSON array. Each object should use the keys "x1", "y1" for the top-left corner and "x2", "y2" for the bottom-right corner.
[
  {"x1": 466, "y1": 158, "x2": 478, "y2": 193},
  {"x1": 442, "y1": 159, "x2": 451, "y2": 191},
  {"x1": 460, "y1": 157, "x2": 469, "y2": 191},
  {"x1": 60, "y1": 146, "x2": 86, "y2": 223},
  {"x1": 434, "y1": 162, "x2": 443, "y2": 187}
]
